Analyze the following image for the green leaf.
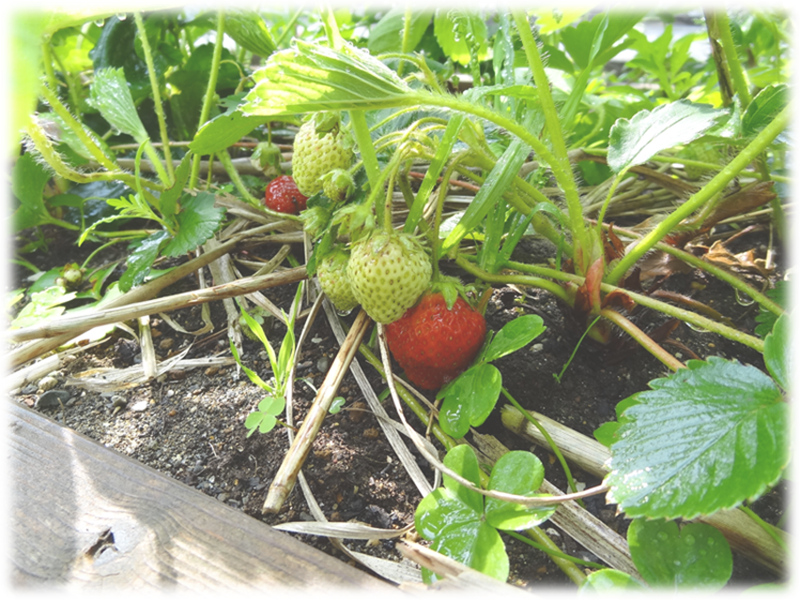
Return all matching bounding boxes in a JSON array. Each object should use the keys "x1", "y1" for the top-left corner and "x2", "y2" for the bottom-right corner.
[
  {"x1": 605, "y1": 357, "x2": 789, "y2": 519},
  {"x1": 482, "y1": 314, "x2": 546, "y2": 363},
  {"x1": 530, "y1": 8, "x2": 592, "y2": 34},
  {"x1": 440, "y1": 134, "x2": 531, "y2": 256},
  {"x1": 190, "y1": 108, "x2": 273, "y2": 155},
  {"x1": 367, "y1": 9, "x2": 432, "y2": 55},
  {"x1": 415, "y1": 487, "x2": 482, "y2": 543},
  {"x1": 90, "y1": 67, "x2": 149, "y2": 143},
  {"x1": 158, "y1": 152, "x2": 193, "y2": 221},
  {"x1": 439, "y1": 364, "x2": 502, "y2": 438},
  {"x1": 485, "y1": 451, "x2": 555, "y2": 531},
  {"x1": 628, "y1": 519, "x2": 732, "y2": 590},
  {"x1": 12, "y1": 153, "x2": 52, "y2": 232},
  {"x1": 243, "y1": 39, "x2": 417, "y2": 117},
  {"x1": 742, "y1": 84, "x2": 789, "y2": 138},
  {"x1": 580, "y1": 569, "x2": 647, "y2": 591},
  {"x1": 223, "y1": 9, "x2": 276, "y2": 58},
  {"x1": 763, "y1": 312, "x2": 790, "y2": 392},
  {"x1": 119, "y1": 231, "x2": 170, "y2": 292},
  {"x1": 433, "y1": 10, "x2": 489, "y2": 66},
  {"x1": 230, "y1": 339, "x2": 273, "y2": 391},
  {"x1": 42, "y1": 0, "x2": 195, "y2": 33},
  {"x1": 162, "y1": 192, "x2": 225, "y2": 257},
  {"x1": 754, "y1": 279, "x2": 788, "y2": 338},
  {"x1": 607, "y1": 100, "x2": 727, "y2": 173},
  {"x1": 442, "y1": 445, "x2": 484, "y2": 515},
  {"x1": 0, "y1": 2, "x2": 43, "y2": 159},
  {"x1": 428, "y1": 520, "x2": 508, "y2": 583},
  {"x1": 10, "y1": 286, "x2": 75, "y2": 329}
]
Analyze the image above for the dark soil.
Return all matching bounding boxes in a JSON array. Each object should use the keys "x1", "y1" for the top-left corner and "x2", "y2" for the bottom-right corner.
[{"x1": 9, "y1": 222, "x2": 787, "y2": 591}]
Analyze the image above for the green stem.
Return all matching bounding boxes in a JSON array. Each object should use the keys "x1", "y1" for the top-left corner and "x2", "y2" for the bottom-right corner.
[
  {"x1": 714, "y1": 10, "x2": 752, "y2": 105},
  {"x1": 37, "y1": 84, "x2": 119, "y2": 173},
  {"x1": 595, "y1": 170, "x2": 627, "y2": 236},
  {"x1": 501, "y1": 388, "x2": 583, "y2": 502},
  {"x1": 397, "y1": 7, "x2": 413, "y2": 77},
  {"x1": 519, "y1": 529, "x2": 588, "y2": 585},
  {"x1": 486, "y1": 258, "x2": 766, "y2": 353},
  {"x1": 507, "y1": 530, "x2": 605, "y2": 571},
  {"x1": 608, "y1": 224, "x2": 784, "y2": 317},
  {"x1": 190, "y1": 9, "x2": 226, "y2": 189},
  {"x1": 600, "y1": 308, "x2": 686, "y2": 371},
  {"x1": 512, "y1": 10, "x2": 589, "y2": 265},
  {"x1": 740, "y1": 505, "x2": 788, "y2": 552},
  {"x1": 606, "y1": 105, "x2": 790, "y2": 286},
  {"x1": 274, "y1": 8, "x2": 303, "y2": 47},
  {"x1": 141, "y1": 139, "x2": 172, "y2": 188},
  {"x1": 135, "y1": 11, "x2": 175, "y2": 183},
  {"x1": 350, "y1": 110, "x2": 382, "y2": 191}
]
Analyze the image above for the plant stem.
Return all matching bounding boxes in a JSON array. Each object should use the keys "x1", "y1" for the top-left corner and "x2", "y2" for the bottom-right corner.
[
  {"x1": 501, "y1": 388, "x2": 583, "y2": 501},
  {"x1": 600, "y1": 309, "x2": 686, "y2": 371},
  {"x1": 520, "y1": 528, "x2": 588, "y2": 585},
  {"x1": 190, "y1": 9, "x2": 226, "y2": 189},
  {"x1": 512, "y1": 10, "x2": 589, "y2": 267},
  {"x1": 606, "y1": 105, "x2": 790, "y2": 286},
  {"x1": 397, "y1": 7, "x2": 413, "y2": 77},
  {"x1": 607, "y1": 224, "x2": 784, "y2": 317},
  {"x1": 507, "y1": 530, "x2": 605, "y2": 571},
  {"x1": 37, "y1": 84, "x2": 119, "y2": 173}
]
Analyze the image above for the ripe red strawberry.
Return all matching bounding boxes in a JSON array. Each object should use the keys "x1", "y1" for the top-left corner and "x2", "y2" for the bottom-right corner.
[
  {"x1": 264, "y1": 175, "x2": 308, "y2": 214},
  {"x1": 385, "y1": 293, "x2": 486, "y2": 390}
]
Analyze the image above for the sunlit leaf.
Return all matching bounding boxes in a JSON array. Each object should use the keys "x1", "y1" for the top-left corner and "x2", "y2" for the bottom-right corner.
[
  {"x1": 0, "y1": 2, "x2": 43, "y2": 159},
  {"x1": 605, "y1": 357, "x2": 788, "y2": 519},
  {"x1": 90, "y1": 67, "x2": 149, "y2": 143},
  {"x1": 628, "y1": 519, "x2": 732, "y2": 590},
  {"x1": 367, "y1": 8, "x2": 432, "y2": 55},
  {"x1": 482, "y1": 314, "x2": 546, "y2": 363},
  {"x1": 485, "y1": 452, "x2": 555, "y2": 531},
  {"x1": 608, "y1": 100, "x2": 727, "y2": 173}
]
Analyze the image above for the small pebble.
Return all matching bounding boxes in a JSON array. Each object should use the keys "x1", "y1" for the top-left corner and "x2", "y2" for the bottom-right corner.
[
  {"x1": 316, "y1": 356, "x2": 330, "y2": 372},
  {"x1": 37, "y1": 376, "x2": 59, "y2": 393},
  {"x1": 204, "y1": 366, "x2": 219, "y2": 376},
  {"x1": 111, "y1": 395, "x2": 128, "y2": 410},
  {"x1": 159, "y1": 338, "x2": 174, "y2": 350},
  {"x1": 35, "y1": 390, "x2": 70, "y2": 410},
  {"x1": 130, "y1": 400, "x2": 149, "y2": 412},
  {"x1": 363, "y1": 427, "x2": 380, "y2": 440}
]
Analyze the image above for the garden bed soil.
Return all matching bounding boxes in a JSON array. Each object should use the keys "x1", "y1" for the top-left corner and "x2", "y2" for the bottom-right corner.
[{"x1": 9, "y1": 222, "x2": 786, "y2": 591}]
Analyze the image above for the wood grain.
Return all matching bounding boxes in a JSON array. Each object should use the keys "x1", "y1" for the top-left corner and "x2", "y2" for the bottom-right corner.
[{"x1": 9, "y1": 402, "x2": 392, "y2": 591}]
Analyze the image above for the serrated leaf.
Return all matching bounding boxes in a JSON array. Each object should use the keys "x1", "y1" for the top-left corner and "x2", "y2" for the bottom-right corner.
[
  {"x1": 485, "y1": 452, "x2": 555, "y2": 531},
  {"x1": 442, "y1": 445, "x2": 484, "y2": 514},
  {"x1": 482, "y1": 314, "x2": 546, "y2": 363},
  {"x1": 427, "y1": 520, "x2": 508, "y2": 583},
  {"x1": 763, "y1": 312, "x2": 790, "y2": 392},
  {"x1": 580, "y1": 569, "x2": 646, "y2": 591},
  {"x1": 605, "y1": 357, "x2": 788, "y2": 519},
  {"x1": 608, "y1": 100, "x2": 726, "y2": 173},
  {"x1": 628, "y1": 519, "x2": 732, "y2": 590},
  {"x1": 367, "y1": 8, "x2": 432, "y2": 55},
  {"x1": 12, "y1": 152, "x2": 51, "y2": 232},
  {"x1": 742, "y1": 84, "x2": 789, "y2": 139},
  {"x1": 119, "y1": 230, "x2": 170, "y2": 292},
  {"x1": 190, "y1": 108, "x2": 273, "y2": 155},
  {"x1": 162, "y1": 192, "x2": 225, "y2": 257},
  {"x1": 439, "y1": 364, "x2": 502, "y2": 438},
  {"x1": 243, "y1": 39, "x2": 417, "y2": 117},
  {"x1": 224, "y1": 9, "x2": 276, "y2": 58},
  {"x1": 90, "y1": 67, "x2": 149, "y2": 143},
  {"x1": 440, "y1": 133, "x2": 531, "y2": 256}
]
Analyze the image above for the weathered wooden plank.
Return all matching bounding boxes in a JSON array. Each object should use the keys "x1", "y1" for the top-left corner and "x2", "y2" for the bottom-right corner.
[{"x1": 9, "y1": 402, "x2": 394, "y2": 591}]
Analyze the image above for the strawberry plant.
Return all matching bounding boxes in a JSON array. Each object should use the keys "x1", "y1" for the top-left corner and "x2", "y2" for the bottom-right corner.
[{"x1": 10, "y1": 5, "x2": 790, "y2": 593}]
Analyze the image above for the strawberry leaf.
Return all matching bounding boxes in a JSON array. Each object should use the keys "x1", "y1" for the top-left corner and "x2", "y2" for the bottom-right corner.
[
  {"x1": 485, "y1": 451, "x2": 555, "y2": 531},
  {"x1": 439, "y1": 363, "x2": 502, "y2": 438},
  {"x1": 581, "y1": 569, "x2": 646, "y2": 591},
  {"x1": 605, "y1": 357, "x2": 788, "y2": 519},
  {"x1": 162, "y1": 192, "x2": 226, "y2": 257},
  {"x1": 763, "y1": 312, "x2": 790, "y2": 392},
  {"x1": 628, "y1": 519, "x2": 732, "y2": 590},
  {"x1": 482, "y1": 314, "x2": 546, "y2": 363},
  {"x1": 118, "y1": 230, "x2": 170, "y2": 292},
  {"x1": 442, "y1": 444, "x2": 483, "y2": 514}
]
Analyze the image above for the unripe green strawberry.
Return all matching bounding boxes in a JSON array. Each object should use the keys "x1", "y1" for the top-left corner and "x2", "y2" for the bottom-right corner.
[
  {"x1": 292, "y1": 117, "x2": 352, "y2": 197},
  {"x1": 321, "y1": 168, "x2": 355, "y2": 202},
  {"x1": 316, "y1": 248, "x2": 358, "y2": 313},
  {"x1": 347, "y1": 230, "x2": 432, "y2": 324}
]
